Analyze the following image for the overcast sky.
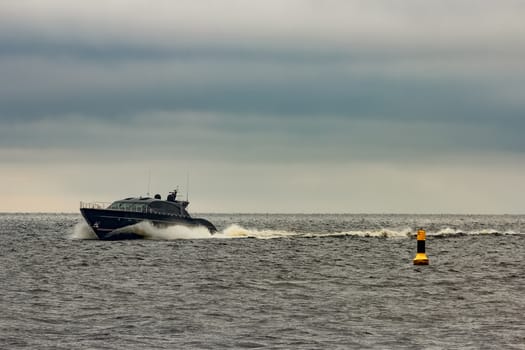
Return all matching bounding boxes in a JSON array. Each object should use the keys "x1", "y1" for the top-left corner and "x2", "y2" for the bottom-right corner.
[{"x1": 1, "y1": 0, "x2": 524, "y2": 213}]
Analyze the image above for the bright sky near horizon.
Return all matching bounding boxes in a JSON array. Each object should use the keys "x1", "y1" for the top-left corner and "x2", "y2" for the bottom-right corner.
[{"x1": 1, "y1": 1, "x2": 524, "y2": 213}]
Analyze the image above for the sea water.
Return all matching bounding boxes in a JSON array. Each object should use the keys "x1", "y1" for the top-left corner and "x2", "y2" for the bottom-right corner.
[{"x1": 1, "y1": 213, "x2": 524, "y2": 349}]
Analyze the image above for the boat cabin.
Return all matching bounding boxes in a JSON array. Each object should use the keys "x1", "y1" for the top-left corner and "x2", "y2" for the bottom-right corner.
[{"x1": 107, "y1": 192, "x2": 190, "y2": 217}]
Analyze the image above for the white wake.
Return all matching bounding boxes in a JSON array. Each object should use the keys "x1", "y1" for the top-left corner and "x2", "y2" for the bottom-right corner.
[
  {"x1": 69, "y1": 221, "x2": 413, "y2": 240},
  {"x1": 70, "y1": 221, "x2": 519, "y2": 240}
]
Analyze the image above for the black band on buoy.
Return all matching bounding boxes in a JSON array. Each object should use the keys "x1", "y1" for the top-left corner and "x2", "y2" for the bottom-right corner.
[{"x1": 417, "y1": 240, "x2": 425, "y2": 253}]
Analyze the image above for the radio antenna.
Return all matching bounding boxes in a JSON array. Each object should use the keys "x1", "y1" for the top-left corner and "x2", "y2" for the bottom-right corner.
[
  {"x1": 147, "y1": 169, "x2": 151, "y2": 196},
  {"x1": 186, "y1": 171, "x2": 189, "y2": 201}
]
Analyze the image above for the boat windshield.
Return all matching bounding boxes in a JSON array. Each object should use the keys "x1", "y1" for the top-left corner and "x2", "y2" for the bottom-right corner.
[{"x1": 149, "y1": 201, "x2": 181, "y2": 215}]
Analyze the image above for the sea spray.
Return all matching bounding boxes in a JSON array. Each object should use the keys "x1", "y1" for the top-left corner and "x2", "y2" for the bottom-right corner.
[
  {"x1": 70, "y1": 221, "x2": 98, "y2": 240},
  {"x1": 126, "y1": 221, "x2": 217, "y2": 240}
]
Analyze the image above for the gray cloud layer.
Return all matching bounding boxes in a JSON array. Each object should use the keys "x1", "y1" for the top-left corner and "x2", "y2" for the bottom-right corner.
[{"x1": 1, "y1": 1, "x2": 524, "y2": 212}]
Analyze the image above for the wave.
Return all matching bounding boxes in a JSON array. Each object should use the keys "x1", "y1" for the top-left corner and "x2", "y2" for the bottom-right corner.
[
  {"x1": 70, "y1": 221, "x2": 522, "y2": 241},
  {"x1": 426, "y1": 227, "x2": 520, "y2": 238}
]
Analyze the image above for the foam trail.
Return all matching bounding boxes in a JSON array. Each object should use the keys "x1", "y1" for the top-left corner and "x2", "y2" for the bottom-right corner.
[
  {"x1": 430, "y1": 227, "x2": 516, "y2": 237},
  {"x1": 310, "y1": 227, "x2": 413, "y2": 239},
  {"x1": 222, "y1": 225, "x2": 413, "y2": 239},
  {"x1": 69, "y1": 221, "x2": 519, "y2": 240},
  {"x1": 222, "y1": 224, "x2": 299, "y2": 239},
  {"x1": 67, "y1": 222, "x2": 424, "y2": 240},
  {"x1": 70, "y1": 221, "x2": 98, "y2": 240}
]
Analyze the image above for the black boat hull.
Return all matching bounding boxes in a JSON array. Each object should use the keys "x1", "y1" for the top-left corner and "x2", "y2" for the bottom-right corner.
[{"x1": 80, "y1": 208, "x2": 217, "y2": 240}]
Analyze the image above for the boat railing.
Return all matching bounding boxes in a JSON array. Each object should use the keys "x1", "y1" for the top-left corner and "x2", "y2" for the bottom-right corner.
[
  {"x1": 80, "y1": 201, "x2": 186, "y2": 217},
  {"x1": 80, "y1": 201, "x2": 111, "y2": 209}
]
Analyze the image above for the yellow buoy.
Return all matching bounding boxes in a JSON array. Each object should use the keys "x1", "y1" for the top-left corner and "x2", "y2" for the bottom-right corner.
[{"x1": 413, "y1": 229, "x2": 429, "y2": 265}]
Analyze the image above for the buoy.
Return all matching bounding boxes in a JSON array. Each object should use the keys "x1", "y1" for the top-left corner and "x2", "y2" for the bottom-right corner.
[{"x1": 413, "y1": 229, "x2": 429, "y2": 265}]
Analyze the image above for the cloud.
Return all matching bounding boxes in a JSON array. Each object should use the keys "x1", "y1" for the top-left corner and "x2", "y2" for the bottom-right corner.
[
  {"x1": 1, "y1": 1, "x2": 524, "y2": 125},
  {"x1": 1, "y1": 112, "x2": 523, "y2": 167},
  {"x1": 0, "y1": 1, "x2": 524, "y2": 212},
  {"x1": 1, "y1": 51, "x2": 524, "y2": 128},
  {"x1": 2, "y1": 1, "x2": 525, "y2": 49}
]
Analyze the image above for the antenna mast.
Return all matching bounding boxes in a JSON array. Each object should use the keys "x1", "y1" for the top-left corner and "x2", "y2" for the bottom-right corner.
[
  {"x1": 147, "y1": 169, "x2": 151, "y2": 196},
  {"x1": 186, "y1": 171, "x2": 189, "y2": 201}
]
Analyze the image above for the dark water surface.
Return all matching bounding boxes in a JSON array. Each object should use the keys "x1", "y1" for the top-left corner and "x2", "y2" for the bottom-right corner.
[{"x1": 1, "y1": 214, "x2": 524, "y2": 349}]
